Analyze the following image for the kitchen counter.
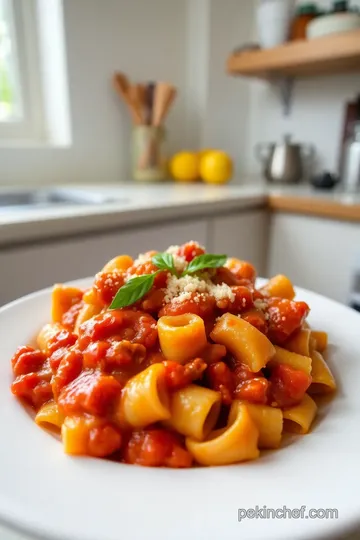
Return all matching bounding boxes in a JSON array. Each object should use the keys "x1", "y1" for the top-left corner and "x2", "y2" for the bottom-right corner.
[
  {"x1": 269, "y1": 187, "x2": 360, "y2": 223},
  {"x1": 0, "y1": 184, "x2": 267, "y2": 247},
  {"x1": 1, "y1": 183, "x2": 360, "y2": 247}
]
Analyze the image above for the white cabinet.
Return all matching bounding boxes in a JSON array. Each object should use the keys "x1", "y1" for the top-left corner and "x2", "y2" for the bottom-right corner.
[
  {"x1": 1, "y1": 219, "x2": 207, "y2": 305},
  {"x1": 210, "y1": 210, "x2": 269, "y2": 276},
  {"x1": 268, "y1": 213, "x2": 360, "y2": 303}
]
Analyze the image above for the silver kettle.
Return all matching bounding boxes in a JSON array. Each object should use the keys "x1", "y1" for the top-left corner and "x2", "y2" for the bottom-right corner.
[{"x1": 256, "y1": 135, "x2": 315, "y2": 184}]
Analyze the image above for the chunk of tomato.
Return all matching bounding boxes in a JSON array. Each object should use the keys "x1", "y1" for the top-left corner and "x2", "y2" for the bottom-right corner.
[
  {"x1": 58, "y1": 371, "x2": 122, "y2": 417},
  {"x1": 51, "y1": 349, "x2": 83, "y2": 399},
  {"x1": 123, "y1": 429, "x2": 192, "y2": 468},
  {"x1": 158, "y1": 293, "x2": 215, "y2": 318},
  {"x1": 11, "y1": 371, "x2": 53, "y2": 409},
  {"x1": 176, "y1": 242, "x2": 205, "y2": 263},
  {"x1": 269, "y1": 364, "x2": 311, "y2": 407},
  {"x1": 78, "y1": 310, "x2": 158, "y2": 350},
  {"x1": 267, "y1": 298, "x2": 309, "y2": 344},
  {"x1": 162, "y1": 358, "x2": 207, "y2": 391},
  {"x1": 94, "y1": 271, "x2": 125, "y2": 306},
  {"x1": 234, "y1": 377, "x2": 270, "y2": 405},
  {"x1": 241, "y1": 308, "x2": 268, "y2": 334},
  {"x1": 82, "y1": 340, "x2": 146, "y2": 371},
  {"x1": 206, "y1": 362, "x2": 234, "y2": 405},
  {"x1": 11, "y1": 346, "x2": 46, "y2": 376}
]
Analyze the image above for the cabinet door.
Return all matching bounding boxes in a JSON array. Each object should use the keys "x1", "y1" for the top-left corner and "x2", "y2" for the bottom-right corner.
[
  {"x1": 0, "y1": 219, "x2": 207, "y2": 305},
  {"x1": 268, "y1": 213, "x2": 360, "y2": 303},
  {"x1": 210, "y1": 211, "x2": 269, "y2": 275}
]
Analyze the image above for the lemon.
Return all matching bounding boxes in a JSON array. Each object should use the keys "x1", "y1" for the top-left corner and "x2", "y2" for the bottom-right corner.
[
  {"x1": 170, "y1": 151, "x2": 199, "y2": 182},
  {"x1": 200, "y1": 150, "x2": 233, "y2": 184},
  {"x1": 198, "y1": 148, "x2": 215, "y2": 160}
]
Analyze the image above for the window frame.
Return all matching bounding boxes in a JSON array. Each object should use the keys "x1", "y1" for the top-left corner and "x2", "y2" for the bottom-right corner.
[{"x1": 0, "y1": 0, "x2": 46, "y2": 142}]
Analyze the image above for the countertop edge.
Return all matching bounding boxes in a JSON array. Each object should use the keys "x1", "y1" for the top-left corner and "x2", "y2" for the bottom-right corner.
[
  {"x1": 0, "y1": 194, "x2": 267, "y2": 248},
  {"x1": 268, "y1": 194, "x2": 360, "y2": 223}
]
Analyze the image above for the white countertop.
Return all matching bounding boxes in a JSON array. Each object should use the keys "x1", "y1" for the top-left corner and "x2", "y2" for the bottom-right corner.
[
  {"x1": 0, "y1": 183, "x2": 267, "y2": 246},
  {"x1": 1, "y1": 182, "x2": 360, "y2": 540},
  {"x1": 1, "y1": 183, "x2": 360, "y2": 247}
]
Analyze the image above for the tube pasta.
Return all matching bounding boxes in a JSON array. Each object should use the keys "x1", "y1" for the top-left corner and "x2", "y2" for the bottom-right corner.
[
  {"x1": 51, "y1": 285, "x2": 83, "y2": 323},
  {"x1": 158, "y1": 314, "x2": 207, "y2": 364},
  {"x1": 311, "y1": 331, "x2": 328, "y2": 352},
  {"x1": 102, "y1": 254, "x2": 133, "y2": 273},
  {"x1": 36, "y1": 323, "x2": 64, "y2": 354},
  {"x1": 270, "y1": 345, "x2": 312, "y2": 375},
  {"x1": 35, "y1": 400, "x2": 64, "y2": 429},
  {"x1": 10, "y1": 241, "x2": 337, "y2": 468},
  {"x1": 282, "y1": 394, "x2": 317, "y2": 434},
  {"x1": 232, "y1": 402, "x2": 283, "y2": 449},
  {"x1": 116, "y1": 363, "x2": 171, "y2": 428},
  {"x1": 74, "y1": 303, "x2": 102, "y2": 334},
  {"x1": 62, "y1": 416, "x2": 88, "y2": 455},
  {"x1": 164, "y1": 385, "x2": 221, "y2": 441},
  {"x1": 210, "y1": 313, "x2": 275, "y2": 372},
  {"x1": 186, "y1": 401, "x2": 259, "y2": 466},
  {"x1": 260, "y1": 274, "x2": 295, "y2": 300},
  {"x1": 284, "y1": 329, "x2": 311, "y2": 356},
  {"x1": 309, "y1": 350, "x2": 336, "y2": 394}
]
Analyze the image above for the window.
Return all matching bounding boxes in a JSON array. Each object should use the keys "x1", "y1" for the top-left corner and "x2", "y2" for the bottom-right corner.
[
  {"x1": 0, "y1": 0, "x2": 70, "y2": 145},
  {"x1": 0, "y1": 0, "x2": 22, "y2": 121}
]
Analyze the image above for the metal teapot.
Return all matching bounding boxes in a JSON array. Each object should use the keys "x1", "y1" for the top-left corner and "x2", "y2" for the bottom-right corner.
[{"x1": 256, "y1": 134, "x2": 315, "y2": 184}]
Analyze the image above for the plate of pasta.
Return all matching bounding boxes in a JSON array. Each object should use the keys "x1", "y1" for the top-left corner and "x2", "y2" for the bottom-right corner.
[{"x1": 1, "y1": 241, "x2": 360, "y2": 540}]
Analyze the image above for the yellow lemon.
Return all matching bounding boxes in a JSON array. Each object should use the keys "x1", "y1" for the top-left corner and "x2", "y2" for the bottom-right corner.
[
  {"x1": 200, "y1": 150, "x2": 233, "y2": 184},
  {"x1": 170, "y1": 152, "x2": 199, "y2": 182},
  {"x1": 198, "y1": 148, "x2": 215, "y2": 160}
]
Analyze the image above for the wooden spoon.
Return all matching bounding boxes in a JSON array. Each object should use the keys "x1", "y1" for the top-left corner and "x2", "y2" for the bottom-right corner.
[
  {"x1": 112, "y1": 72, "x2": 142, "y2": 124},
  {"x1": 153, "y1": 84, "x2": 177, "y2": 127}
]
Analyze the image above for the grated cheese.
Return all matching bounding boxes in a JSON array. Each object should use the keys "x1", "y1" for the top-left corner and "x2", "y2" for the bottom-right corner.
[
  {"x1": 133, "y1": 253, "x2": 151, "y2": 266},
  {"x1": 254, "y1": 299, "x2": 268, "y2": 311},
  {"x1": 163, "y1": 274, "x2": 235, "y2": 304},
  {"x1": 172, "y1": 254, "x2": 187, "y2": 274},
  {"x1": 166, "y1": 245, "x2": 180, "y2": 255}
]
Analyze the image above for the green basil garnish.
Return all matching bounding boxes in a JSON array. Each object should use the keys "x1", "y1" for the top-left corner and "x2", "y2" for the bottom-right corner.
[
  {"x1": 109, "y1": 250, "x2": 228, "y2": 309},
  {"x1": 109, "y1": 272, "x2": 158, "y2": 309},
  {"x1": 182, "y1": 253, "x2": 227, "y2": 276},
  {"x1": 151, "y1": 252, "x2": 176, "y2": 274}
]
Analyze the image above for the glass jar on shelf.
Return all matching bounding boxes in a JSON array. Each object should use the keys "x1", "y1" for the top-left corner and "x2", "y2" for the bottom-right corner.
[{"x1": 290, "y1": 3, "x2": 319, "y2": 40}]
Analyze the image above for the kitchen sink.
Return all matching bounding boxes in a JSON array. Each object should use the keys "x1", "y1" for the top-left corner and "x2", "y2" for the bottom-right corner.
[{"x1": 0, "y1": 188, "x2": 129, "y2": 211}]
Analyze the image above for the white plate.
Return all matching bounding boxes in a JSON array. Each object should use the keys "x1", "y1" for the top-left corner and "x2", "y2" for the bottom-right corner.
[{"x1": 0, "y1": 279, "x2": 360, "y2": 540}]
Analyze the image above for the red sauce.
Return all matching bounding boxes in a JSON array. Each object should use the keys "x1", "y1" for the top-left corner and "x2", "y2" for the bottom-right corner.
[
  {"x1": 123, "y1": 429, "x2": 193, "y2": 467},
  {"x1": 163, "y1": 358, "x2": 207, "y2": 391},
  {"x1": 269, "y1": 364, "x2": 311, "y2": 407},
  {"x1": 10, "y1": 241, "x2": 319, "y2": 467}
]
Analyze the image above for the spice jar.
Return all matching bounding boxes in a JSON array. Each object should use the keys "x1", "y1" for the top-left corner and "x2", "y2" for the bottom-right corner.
[{"x1": 290, "y1": 3, "x2": 318, "y2": 40}]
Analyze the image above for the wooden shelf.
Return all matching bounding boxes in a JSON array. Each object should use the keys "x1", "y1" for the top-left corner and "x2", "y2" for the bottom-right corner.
[{"x1": 227, "y1": 30, "x2": 360, "y2": 79}]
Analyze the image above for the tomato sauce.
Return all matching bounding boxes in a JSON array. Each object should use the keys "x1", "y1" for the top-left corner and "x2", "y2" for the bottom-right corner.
[{"x1": 10, "y1": 241, "x2": 319, "y2": 466}]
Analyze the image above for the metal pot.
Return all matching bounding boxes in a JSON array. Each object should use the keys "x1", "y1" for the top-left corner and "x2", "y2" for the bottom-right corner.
[{"x1": 256, "y1": 135, "x2": 315, "y2": 184}]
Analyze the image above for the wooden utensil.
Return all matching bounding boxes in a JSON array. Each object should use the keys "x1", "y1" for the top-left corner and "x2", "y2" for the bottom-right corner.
[
  {"x1": 128, "y1": 85, "x2": 144, "y2": 124},
  {"x1": 134, "y1": 83, "x2": 146, "y2": 123},
  {"x1": 112, "y1": 72, "x2": 142, "y2": 124},
  {"x1": 153, "y1": 84, "x2": 177, "y2": 127},
  {"x1": 145, "y1": 82, "x2": 155, "y2": 125}
]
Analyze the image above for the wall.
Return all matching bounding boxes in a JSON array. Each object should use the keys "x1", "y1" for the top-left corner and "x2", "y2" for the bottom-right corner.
[
  {"x1": 1, "y1": 0, "x2": 360, "y2": 185},
  {"x1": 202, "y1": 0, "x2": 254, "y2": 176},
  {"x1": 245, "y1": 0, "x2": 360, "y2": 177},
  {"x1": 0, "y1": 0, "x2": 188, "y2": 185}
]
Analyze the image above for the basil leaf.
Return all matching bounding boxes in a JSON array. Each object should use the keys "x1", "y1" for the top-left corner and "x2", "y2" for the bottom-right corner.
[
  {"x1": 183, "y1": 253, "x2": 227, "y2": 275},
  {"x1": 152, "y1": 252, "x2": 176, "y2": 274},
  {"x1": 109, "y1": 273, "x2": 157, "y2": 310}
]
